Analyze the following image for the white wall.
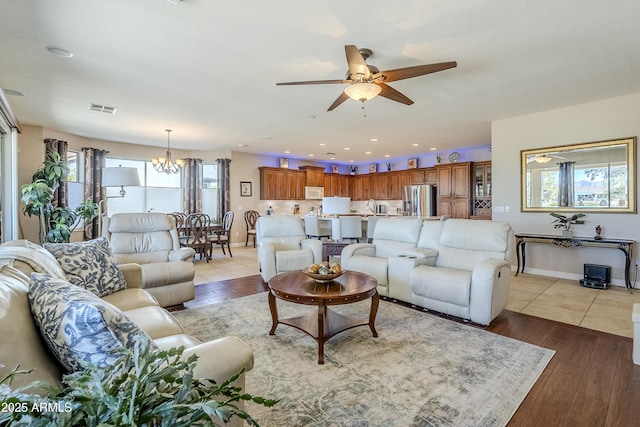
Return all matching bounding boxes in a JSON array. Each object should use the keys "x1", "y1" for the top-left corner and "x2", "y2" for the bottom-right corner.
[{"x1": 492, "y1": 92, "x2": 640, "y2": 287}]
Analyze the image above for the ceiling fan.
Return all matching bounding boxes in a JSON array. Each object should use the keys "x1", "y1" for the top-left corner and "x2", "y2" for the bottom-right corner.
[
  {"x1": 276, "y1": 45, "x2": 457, "y2": 111},
  {"x1": 527, "y1": 153, "x2": 569, "y2": 163}
]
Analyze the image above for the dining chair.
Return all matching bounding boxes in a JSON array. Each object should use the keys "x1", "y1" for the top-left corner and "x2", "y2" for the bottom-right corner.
[
  {"x1": 184, "y1": 212, "x2": 212, "y2": 262},
  {"x1": 303, "y1": 215, "x2": 332, "y2": 240},
  {"x1": 209, "y1": 211, "x2": 234, "y2": 257},
  {"x1": 244, "y1": 210, "x2": 260, "y2": 247},
  {"x1": 168, "y1": 212, "x2": 187, "y2": 246},
  {"x1": 366, "y1": 216, "x2": 380, "y2": 243},
  {"x1": 339, "y1": 216, "x2": 363, "y2": 243}
]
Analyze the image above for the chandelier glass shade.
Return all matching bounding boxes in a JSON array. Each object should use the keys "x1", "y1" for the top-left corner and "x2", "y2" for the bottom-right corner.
[
  {"x1": 343, "y1": 82, "x2": 381, "y2": 102},
  {"x1": 151, "y1": 129, "x2": 185, "y2": 174}
]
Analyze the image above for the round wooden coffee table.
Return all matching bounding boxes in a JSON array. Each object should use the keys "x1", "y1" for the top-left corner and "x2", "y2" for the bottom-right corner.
[{"x1": 268, "y1": 270, "x2": 379, "y2": 364}]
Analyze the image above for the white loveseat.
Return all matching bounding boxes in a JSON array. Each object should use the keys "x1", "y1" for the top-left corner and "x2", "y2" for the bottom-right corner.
[{"x1": 342, "y1": 218, "x2": 513, "y2": 325}]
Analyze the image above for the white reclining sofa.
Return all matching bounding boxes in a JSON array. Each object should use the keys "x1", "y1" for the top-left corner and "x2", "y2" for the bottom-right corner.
[{"x1": 342, "y1": 218, "x2": 513, "y2": 325}]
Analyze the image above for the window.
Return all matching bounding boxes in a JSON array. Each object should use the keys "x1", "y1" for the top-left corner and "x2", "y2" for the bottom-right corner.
[
  {"x1": 105, "y1": 158, "x2": 182, "y2": 214},
  {"x1": 66, "y1": 151, "x2": 84, "y2": 214},
  {"x1": 202, "y1": 164, "x2": 218, "y2": 219}
]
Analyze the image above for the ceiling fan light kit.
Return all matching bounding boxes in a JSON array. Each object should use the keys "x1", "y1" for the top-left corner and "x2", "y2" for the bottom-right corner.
[
  {"x1": 151, "y1": 129, "x2": 185, "y2": 174},
  {"x1": 344, "y1": 82, "x2": 381, "y2": 102},
  {"x1": 534, "y1": 155, "x2": 553, "y2": 163}
]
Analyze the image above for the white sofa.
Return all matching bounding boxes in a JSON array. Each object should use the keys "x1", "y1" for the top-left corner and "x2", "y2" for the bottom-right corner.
[
  {"x1": 342, "y1": 218, "x2": 513, "y2": 325},
  {"x1": 0, "y1": 239, "x2": 253, "y2": 425},
  {"x1": 256, "y1": 215, "x2": 323, "y2": 282},
  {"x1": 102, "y1": 212, "x2": 196, "y2": 307}
]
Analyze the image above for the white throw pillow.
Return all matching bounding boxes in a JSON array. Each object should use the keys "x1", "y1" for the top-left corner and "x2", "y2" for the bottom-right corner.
[
  {"x1": 44, "y1": 237, "x2": 127, "y2": 297},
  {"x1": 28, "y1": 273, "x2": 155, "y2": 372}
]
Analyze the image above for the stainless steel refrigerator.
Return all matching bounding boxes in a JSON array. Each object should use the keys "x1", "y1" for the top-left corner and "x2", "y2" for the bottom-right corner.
[{"x1": 403, "y1": 185, "x2": 437, "y2": 218}]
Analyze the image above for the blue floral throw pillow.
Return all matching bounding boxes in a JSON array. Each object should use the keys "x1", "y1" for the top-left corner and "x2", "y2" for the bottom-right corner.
[
  {"x1": 44, "y1": 237, "x2": 127, "y2": 297},
  {"x1": 28, "y1": 273, "x2": 155, "y2": 372}
]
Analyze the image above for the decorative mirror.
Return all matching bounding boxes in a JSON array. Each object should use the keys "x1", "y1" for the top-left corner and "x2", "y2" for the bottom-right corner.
[{"x1": 521, "y1": 137, "x2": 636, "y2": 213}]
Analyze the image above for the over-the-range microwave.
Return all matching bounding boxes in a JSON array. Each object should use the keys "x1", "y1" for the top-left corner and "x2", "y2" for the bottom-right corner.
[{"x1": 304, "y1": 186, "x2": 324, "y2": 200}]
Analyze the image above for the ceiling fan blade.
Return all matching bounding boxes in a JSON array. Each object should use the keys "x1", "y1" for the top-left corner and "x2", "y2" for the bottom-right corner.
[
  {"x1": 276, "y1": 79, "x2": 349, "y2": 86},
  {"x1": 377, "y1": 83, "x2": 414, "y2": 105},
  {"x1": 375, "y1": 61, "x2": 457, "y2": 83},
  {"x1": 345, "y1": 45, "x2": 371, "y2": 80},
  {"x1": 327, "y1": 92, "x2": 350, "y2": 111}
]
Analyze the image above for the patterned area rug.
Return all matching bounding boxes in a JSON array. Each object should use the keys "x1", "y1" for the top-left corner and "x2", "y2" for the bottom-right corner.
[{"x1": 174, "y1": 293, "x2": 554, "y2": 426}]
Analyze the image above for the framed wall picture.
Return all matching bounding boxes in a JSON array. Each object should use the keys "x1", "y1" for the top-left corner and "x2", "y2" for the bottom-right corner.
[
  {"x1": 240, "y1": 181, "x2": 252, "y2": 197},
  {"x1": 369, "y1": 163, "x2": 377, "y2": 173},
  {"x1": 407, "y1": 158, "x2": 418, "y2": 169},
  {"x1": 332, "y1": 164, "x2": 339, "y2": 174},
  {"x1": 279, "y1": 157, "x2": 289, "y2": 168}
]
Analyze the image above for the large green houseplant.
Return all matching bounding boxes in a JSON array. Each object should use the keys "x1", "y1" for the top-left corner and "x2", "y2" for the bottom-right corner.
[
  {"x1": 21, "y1": 151, "x2": 99, "y2": 243},
  {"x1": 0, "y1": 339, "x2": 277, "y2": 426}
]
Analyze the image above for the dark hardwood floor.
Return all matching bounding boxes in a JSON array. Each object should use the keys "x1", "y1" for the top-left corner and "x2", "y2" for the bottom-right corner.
[{"x1": 186, "y1": 275, "x2": 640, "y2": 427}]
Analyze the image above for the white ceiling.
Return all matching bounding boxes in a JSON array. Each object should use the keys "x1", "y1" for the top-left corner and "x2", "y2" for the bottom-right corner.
[{"x1": 1, "y1": 0, "x2": 640, "y2": 164}]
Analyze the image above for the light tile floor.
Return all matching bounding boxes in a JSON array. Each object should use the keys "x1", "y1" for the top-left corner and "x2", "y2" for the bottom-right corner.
[{"x1": 193, "y1": 247, "x2": 640, "y2": 338}]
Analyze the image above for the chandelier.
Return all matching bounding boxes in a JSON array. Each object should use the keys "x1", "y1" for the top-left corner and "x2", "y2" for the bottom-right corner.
[{"x1": 151, "y1": 129, "x2": 185, "y2": 174}]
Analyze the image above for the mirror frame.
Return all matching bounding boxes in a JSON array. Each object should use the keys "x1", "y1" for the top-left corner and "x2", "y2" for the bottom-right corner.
[{"x1": 521, "y1": 137, "x2": 637, "y2": 213}]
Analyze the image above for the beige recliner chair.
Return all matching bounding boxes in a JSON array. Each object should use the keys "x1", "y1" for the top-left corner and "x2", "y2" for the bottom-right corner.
[
  {"x1": 102, "y1": 212, "x2": 196, "y2": 307},
  {"x1": 257, "y1": 215, "x2": 323, "y2": 282}
]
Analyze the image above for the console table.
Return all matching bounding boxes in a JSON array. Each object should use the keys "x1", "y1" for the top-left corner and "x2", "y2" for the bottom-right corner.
[{"x1": 514, "y1": 234, "x2": 634, "y2": 291}]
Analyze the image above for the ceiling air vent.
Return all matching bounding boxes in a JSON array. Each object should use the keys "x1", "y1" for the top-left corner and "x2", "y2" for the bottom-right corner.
[{"x1": 89, "y1": 104, "x2": 117, "y2": 114}]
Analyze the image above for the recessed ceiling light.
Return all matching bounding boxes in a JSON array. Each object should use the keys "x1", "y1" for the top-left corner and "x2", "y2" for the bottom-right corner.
[
  {"x1": 284, "y1": 150, "x2": 290, "y2": 154},
  {"x1": 384, "y1": 154, "x2": 391, "y2": 158},
  {"x1": 370, "y1": 138, "x2": 378, "y2": 142},
  {"x1": 3, "y1": 89, "x2": 24, "y2": 97},
  {"x1": 430, "y1": 147, "x2": 437, "y2": 151},
  {"x1": 45, "y1": 46, "x2": 73, "y2": 58},
  {"x1": 319, "y1": 143, "x2": 326, "y2": 146},
  {"x1": 308, "y1": 154, "x2": 315, "y2": 157},
  {"x1": 412, "y1": 143, "x2": 420, "y2": 147},
  {"x1": 365, "y1": 151, "x2": 372, "y2": 154},
  {"x1": 349, "y1": 160, "x2": 355, "y2": 163},
  {"x1": 238, "y1": 144, "x2": 248, "y2": 147},
  {"x1": 344, "y1": 147, "x2": 350, "y2": 151},
  {"x1": 330, "y1": 157, "x2": 336, "y2": 160}
]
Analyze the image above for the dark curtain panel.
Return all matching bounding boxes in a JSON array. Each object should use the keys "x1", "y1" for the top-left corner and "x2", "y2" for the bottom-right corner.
[
  {"x1": 82, "y1": 148, "x2": 108, "y2": 240},
  {"x1": 558, "y1": 161, "x2": 576, "y2": 207},
  {"x1": 182, "y1": 158, "x2": 203, "y2": 214},
  {"x1": 44, "y1": 138, "x2": 68, "y2": 207},
  {"x1": 216, "y1": 158, "x2": 231, "y2": 223}
]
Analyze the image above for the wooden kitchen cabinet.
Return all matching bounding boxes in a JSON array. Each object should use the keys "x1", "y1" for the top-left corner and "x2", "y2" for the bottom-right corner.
[
  {"x1": 351, "y1": 175, "x2": 370, "y2": 200},
  {"x1": 388, "y1": 171, "x2": 411, "y2": 200},
  {"x1": 299, "y1": 165, "x2": 326, "y2": 187},
  {"x1": 435, "y1": 162, "x2": 472, "y2": 218},
  {"x1": 424, "y1": 168, "x2": 437, "y2": 185},
  {"x1": 323, "y1": 173, "x2": 350, "y2": 197},
  {"x1": 259, "y1": 167, "x2": 305, "y2": 200},
  {"x1": 370, "y1": 173, "x2": 389, "y2": 200}
]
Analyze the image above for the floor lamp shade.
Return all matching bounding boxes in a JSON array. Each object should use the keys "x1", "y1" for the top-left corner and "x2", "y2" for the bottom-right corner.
[{"x1": 102, "y1": 167, "x2": 141, "y2": 188}]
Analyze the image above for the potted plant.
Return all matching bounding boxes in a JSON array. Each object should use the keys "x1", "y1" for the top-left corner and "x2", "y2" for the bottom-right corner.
[
  {"x1": 0, "y1": 338, "x2": 277, "y2": 426},
  {"x1": 349, "y1": 165, "x2": 358, "y2": 175},
  {"x1": 21, "y1": 151, "x2": 99, "y2": 243},
  {"x1": 550, "y1": 212, "x2": 586, "y2": 238},
  {"x1": 385, "y1": 162, "x2": 393, "y2": 171}
]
